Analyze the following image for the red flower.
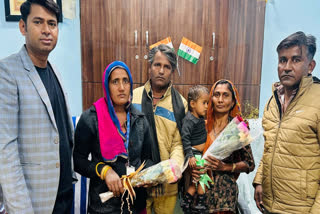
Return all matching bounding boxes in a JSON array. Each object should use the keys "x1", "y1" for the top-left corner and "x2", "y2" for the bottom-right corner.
[{"x1": 236, "y1": 115, "x2": 243, "y2": 122}]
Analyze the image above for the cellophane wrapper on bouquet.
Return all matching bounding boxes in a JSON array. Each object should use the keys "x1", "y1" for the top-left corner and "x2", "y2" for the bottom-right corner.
[
  {"x1": 203, "y1": 116, "x2": 253, "y2": 160},
  {"x1": 99, "y1": 159, "x2": 182, "y2": 203},
  {"x1": 130, "y1": 159, "x2": 182, "y2": 186}
]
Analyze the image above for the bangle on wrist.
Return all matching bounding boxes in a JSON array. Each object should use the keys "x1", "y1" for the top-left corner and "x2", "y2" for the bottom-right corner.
[
  {"x1": 95, "y1": 162, "x2": 105, "y2": 178},
  {"x1": 100, "y1": 165, "x2": 111, "y2": 180},
  {"x1": 231, "y1": 163, "x2": 236, "y2": 173}
]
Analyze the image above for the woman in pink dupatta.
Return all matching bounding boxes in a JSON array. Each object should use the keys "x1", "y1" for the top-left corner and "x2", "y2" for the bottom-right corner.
[{"x1": 74, "y1": 61, "x2": 154, "y2": 214}]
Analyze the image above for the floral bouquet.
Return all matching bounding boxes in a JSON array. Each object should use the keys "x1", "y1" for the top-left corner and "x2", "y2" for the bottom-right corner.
[
  {"x1": 130, "y1": 159, "x2": 182, "y2": 186},
  {"x1": 203, "y1": 116, "x2": 252, "y2": 160},
  {"x1": 99, "y1": 159, "x2": 182, "y2": 203}
]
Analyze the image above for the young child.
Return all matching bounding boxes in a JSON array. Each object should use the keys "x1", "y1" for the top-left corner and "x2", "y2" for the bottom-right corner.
[{"x1": 181, "y1": 85, "x2": 210, "y2": 213}]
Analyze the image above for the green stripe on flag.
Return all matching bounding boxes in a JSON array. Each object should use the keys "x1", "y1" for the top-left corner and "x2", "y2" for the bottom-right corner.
[{"x1": 177, "y1": 49, "x2": 199, "y2": 64}]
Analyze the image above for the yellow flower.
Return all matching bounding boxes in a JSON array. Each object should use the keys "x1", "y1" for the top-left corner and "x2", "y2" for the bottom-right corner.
[{"x1": 238, "y1": 132, "x2": 248, "y2": 143}]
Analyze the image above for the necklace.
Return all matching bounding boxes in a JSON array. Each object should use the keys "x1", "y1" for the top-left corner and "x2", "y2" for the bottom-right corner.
[
  {"x1": 212, "y1": 120, "x2": 229, "y2": 137},
  {"x1": 121, "y1": 120, "x2": 127, "y2": 130},
  {"x1": 213, "y1": 128, "x2": 223, "y2": 137}
]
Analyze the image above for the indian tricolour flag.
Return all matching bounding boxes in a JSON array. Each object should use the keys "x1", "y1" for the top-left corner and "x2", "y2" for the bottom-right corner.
[
  {"x1": 177, "y1": 37, "x2": 202, "y2": 64},
  {"x1": 149, "y1": 37, "x2": 174, "y2": 50}
]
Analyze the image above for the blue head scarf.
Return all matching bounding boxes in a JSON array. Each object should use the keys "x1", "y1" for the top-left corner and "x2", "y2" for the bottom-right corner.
[{"x1": 102, "y1": 61, "x2": 133, "y2": 140}]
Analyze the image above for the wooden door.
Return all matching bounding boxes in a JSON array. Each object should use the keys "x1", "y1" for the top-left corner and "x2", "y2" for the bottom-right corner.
[
  {"x1": 203, "y1": 0, "x2": 265, "y2": 110},
  {"x1": 141, "y1": 0, "x2": 209, "y2": 96},
  {"x1": 81, "y1": 0, "x2": 142, "y2": 110},
  {"x1": 140, "y1": 0, "x2": 265, "y2": 110},
  {"x1": 81, "y1": 0, "x2": 266, "y2": 113}
]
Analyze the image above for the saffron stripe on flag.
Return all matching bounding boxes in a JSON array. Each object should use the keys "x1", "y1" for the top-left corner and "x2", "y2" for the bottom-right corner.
[
  {"x1": 149, "y1": 37, "x2": 174, "y2": 50},
  {"x1": 181, "y1": 37, "x2": 202, "y2": 53},
  {"x1": 177, "y1": 49, "x2": 199, "y2": 64}
]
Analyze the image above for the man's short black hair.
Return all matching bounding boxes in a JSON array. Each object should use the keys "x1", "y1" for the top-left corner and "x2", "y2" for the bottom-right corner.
[
  {"x1": 277, "y1": 31, "x2": 316, "y2": 61},
  {"x1": 20, "y1": 0, "x2": 60, "y2": 23}
]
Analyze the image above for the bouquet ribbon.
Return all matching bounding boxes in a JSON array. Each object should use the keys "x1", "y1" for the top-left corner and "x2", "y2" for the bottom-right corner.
[
  {"x1": 121, "y1": 161, "x2": 145, "y2": 204},
  {"x1": 195, "y1": 155, "x2": 213, "y2": 192}
]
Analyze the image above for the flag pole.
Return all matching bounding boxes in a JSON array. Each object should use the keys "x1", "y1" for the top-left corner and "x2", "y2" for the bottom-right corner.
[{"x1": 177, "y1": 56, "x2": 181, "y2": 76}]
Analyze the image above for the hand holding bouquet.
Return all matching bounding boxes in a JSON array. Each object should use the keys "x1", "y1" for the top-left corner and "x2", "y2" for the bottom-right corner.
[
  {"x1": 203, "y1": 116, "x2": 252, "y2": 160},
  {"x1": 99, "y1": 159, "x2": 182, "y2": 203},
  {"x1": 130, "y1": 159, "x2": 182, "y2": 186}
]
